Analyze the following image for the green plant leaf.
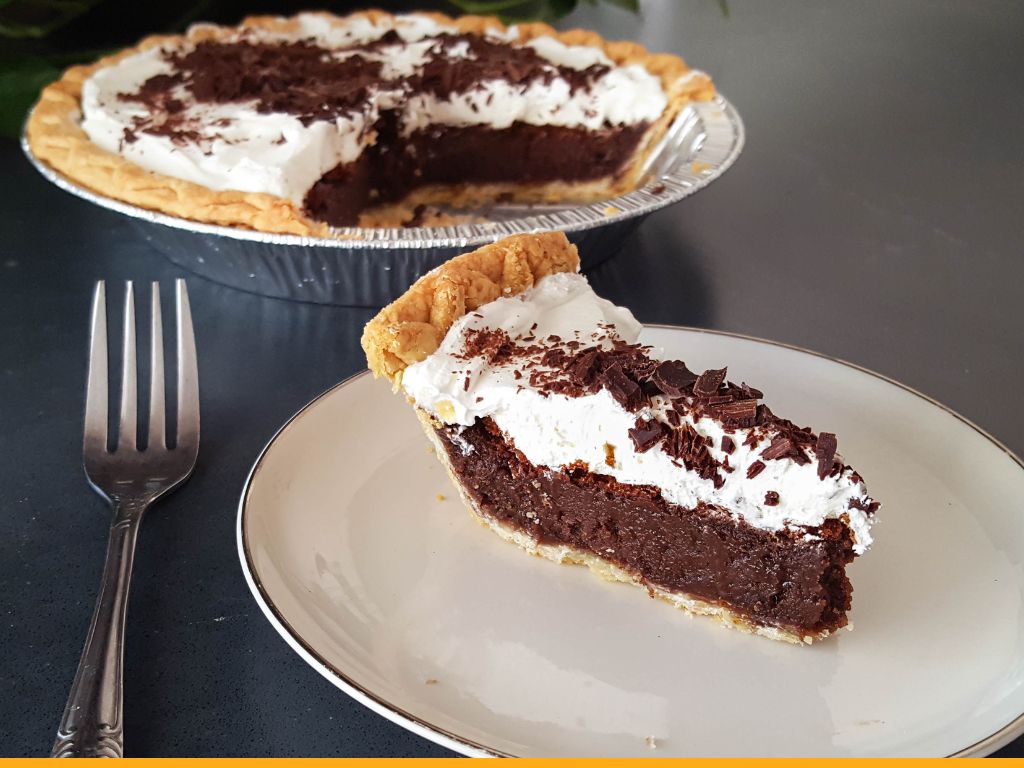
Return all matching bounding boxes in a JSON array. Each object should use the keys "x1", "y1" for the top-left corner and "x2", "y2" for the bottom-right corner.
[
  {"x1": 0, "y1": 56, "x2": 59, "y2": 137},
  {"x1": 167, "y1": 0, "x2": 214, "y2": 33},
  {"x1": 0, "y1": 0, "x2": 104, "y2": 39},
  {"x1": 448, "y1": 0, "x2": 578, "y2": 22},
  {"x1": 448, "y1": 0, "x2": 553, "y2": 13},
  {"x1": 449, "y1": 0, "x2": 642, "y2": 22},
  {"x1": 601, "y1": 0, "x2": 640, "y2": 12},
  {"x1": 545, "y1": 0, "x2": 577, "y2": 18},
  {"x1": 0, "y1": 46, "x2": 109, "y2": 138}
]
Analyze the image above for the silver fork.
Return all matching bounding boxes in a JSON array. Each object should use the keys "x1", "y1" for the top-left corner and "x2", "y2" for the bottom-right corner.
[{"x1": 51, "y1": 280, "x2": 200, "y2": 758}]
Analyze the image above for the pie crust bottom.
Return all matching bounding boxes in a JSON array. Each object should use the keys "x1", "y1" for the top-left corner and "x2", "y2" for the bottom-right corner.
[{"x1": 353, "y1": 177, "x2": 633, "y2": 228}]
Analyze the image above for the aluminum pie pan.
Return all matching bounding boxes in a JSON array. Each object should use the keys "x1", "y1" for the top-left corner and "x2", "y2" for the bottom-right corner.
[{"x1": 22, "y1": 93, "x2": 743, "y2": 306}]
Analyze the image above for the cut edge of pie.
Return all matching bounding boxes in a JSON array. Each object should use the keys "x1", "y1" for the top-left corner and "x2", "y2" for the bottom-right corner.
[{"x1": 25, "y1": 10, "x2": 714, "y2": 237}]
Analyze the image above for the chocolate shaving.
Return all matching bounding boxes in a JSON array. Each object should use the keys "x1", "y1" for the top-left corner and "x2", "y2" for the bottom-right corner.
[
  {"x1": 662, "y1": 422, "x2": 721, "y2": 483},
  {"x1": 815, "y1": 432, "x2": 838, "y2": 480},
  {"x1": 740, "y1": 383, "x2": 763, "y2": 399},
  {"x1": 628, "y1": 418, "x2": 666, "y2": 453},
  {"x1": 713, "y1": 399, "x2": 758, "y2": 427},
  {"x1": 746, "y1": 461, "x2": 766, "y2": 479},
  {"x1": 598, "y1": 363, "x2": 642, "y2": 411},
  {"x1": 764, "y1": 491, "x2": 780, "y2": 506},
  {"x1": 570, "y1": 348, "x2": 599, "y2": 386},
  {"x1": 117, "y1": 31, "x2": 613, "y2": 145},
  {"x1": 623, "y1": 354, "x2": 658, "y2": 383},
  {"x1": 758, "y1": 423, "x2": 813, "y2": 466},
  {"x1": 409, "y1": 33, "x2": 609, "y2": 100},
  {"x1": 849, "y1": 497, "x2": 880, "y2": 514},
  {"x1": 651, "y1": 360, "x2": 697, "y2": 397},
  {"x1": 693, "y1": 367, "x2": 727, "y2": 397},
  {"x1": 721, "y1": 435, "x2": 735, "y2": 454},
  {"x1": 761, "y1": 436, "x2": 795, "y2": 461},
  {"x1": 458, "y1": 327, "x2": 528, "y2": 368}
]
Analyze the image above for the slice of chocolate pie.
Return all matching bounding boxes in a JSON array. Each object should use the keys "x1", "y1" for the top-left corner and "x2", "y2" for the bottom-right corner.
[
  {"x1": 27, "y1": 10, "x2": 713, "y2": 235},
  {"x1": 362, "y1": 232, "x2": 879, "y2": 643}
]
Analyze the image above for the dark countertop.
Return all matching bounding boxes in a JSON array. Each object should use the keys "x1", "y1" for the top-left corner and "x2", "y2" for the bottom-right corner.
[{"x1": 2, "y1": 0, "x2": 1022, "y2": 757}]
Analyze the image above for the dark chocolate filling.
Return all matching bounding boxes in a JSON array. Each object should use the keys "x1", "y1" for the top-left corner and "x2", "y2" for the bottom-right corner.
[
  {"x1": 438, "y1": 419, "x2": 857, "y2": 636},
  {"x1": 304, "y1": 119, "x2": 649, "y2": 226}
]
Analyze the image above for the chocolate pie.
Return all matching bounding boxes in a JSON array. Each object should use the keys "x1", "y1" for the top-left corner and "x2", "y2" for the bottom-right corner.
[
  {"x1": 26, "y1": 10, "x2": 714, "y2": 235},
  {"x1": 361, "y1": 232, "x2": 880, "y2": 643}
]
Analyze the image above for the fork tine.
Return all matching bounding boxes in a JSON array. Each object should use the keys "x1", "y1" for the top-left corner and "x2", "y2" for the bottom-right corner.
[
  {"x1": 83, "y1": 282, "x2": 108, "y2": 455},
  {"x1": 117, "y1": 282, "x2": 137, "y2": 451},
  {"x1": 148, "y1": 282, "x2": 165, "y2": 450},
  {"x1": 175, "y1": 279, "x2": 200, "y2": 452}
]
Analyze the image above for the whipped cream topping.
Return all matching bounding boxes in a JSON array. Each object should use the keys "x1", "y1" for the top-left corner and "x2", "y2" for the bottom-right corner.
[
  {"x1": 81, "y1": 50, "x2": 369, "y2": 202},
  {"x1": 79, "y1": 13, "x2": 668, "y2": 203},
  {"x1": 401, "y1": 62, "x2": 666, "y2": 134},
  {"x1": 264, "y1": 12, "x2": 459, "y2": 46},
  {"x1": 402, "y1": 273, "x2": 877, "y2": 553}
]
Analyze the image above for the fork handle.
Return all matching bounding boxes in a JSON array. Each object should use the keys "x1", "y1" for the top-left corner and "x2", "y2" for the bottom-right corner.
[{"x1": 52, "y1": 499, "x2": 147, "y2": 758}]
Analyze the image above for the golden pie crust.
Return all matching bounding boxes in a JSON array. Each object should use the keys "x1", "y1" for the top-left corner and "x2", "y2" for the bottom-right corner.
[
  {"x1": 361, "y1": 231, "x2": 579, "y2": 385},
  {"x1": 25, "y1": 10, "x2": 715, "y2": 237}
]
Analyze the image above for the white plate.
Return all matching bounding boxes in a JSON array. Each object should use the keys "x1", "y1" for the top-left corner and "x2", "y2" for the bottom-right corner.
[{"x1": 238, "y1": 327, "x2": 1024, "y2": 757}]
